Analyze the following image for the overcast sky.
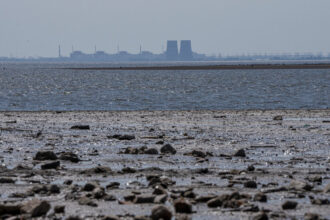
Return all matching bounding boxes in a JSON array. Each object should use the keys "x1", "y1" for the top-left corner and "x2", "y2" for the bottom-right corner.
[{"x1": 1, "y1": 0, "x2": 330, "y2": 57}]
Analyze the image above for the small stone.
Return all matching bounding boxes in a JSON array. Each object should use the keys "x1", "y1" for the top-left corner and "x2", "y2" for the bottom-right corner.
[
  {"x1": 66, "y1": 216, "x2": 82, "y2": 220},
  {"x1": 151, "y1": 205, "x2": 172, "y2": 220},
  {"x1": 156, "y1": 140, "x2": 164, "y2": 145},
  {"x1": 273, "y1": 115, "x2": 283, "y2": 120},
  {"x1": 0, "y1": 177, "x2": 15, "y2": 184},
  {"x1": 160, "y1": 144, "x2": 176, "y2": 154},
  {"x1": 282, "y1": 200, "x2": 298, "y2": 209},
  {"x1": 49, "y1": 184, "x2": 60, "y2": 194},
  {"x1": 122, "y1": 167, "x2": 136, "y2": 173},
  {"x1": 195, "y1": 195, "x2": 216, "y2": 203},
  {"x1": 102, "y1": 215, "x2": 120, "y2": 220},
  {"x1": 34, "y1": 151, "x2": 58, "y2": 160},
  {"x1": 21, "y1": 199, "x2": 51, "y2": 217},
  {"x1": 145, "y1": 148, "x2": 159, "y2": 155},
  {"x1": 289, "y1": 180, "x2": 313, "y2": 191},
  {"x1": 323, "y1": 183, "x2": 330, "y2": 193},
  {"x1": 304, "y1": 213, "x2": 321, "y2": 220},
  {"x1": 54, "y1": 205, "x2": 65, "y2": 213},
  {"x1": 41, "y1": 161, "x2": 60, "y2": 170},
  {"x1": 191, "y1": 150, "x2": 206, "y2": 158},
  {"x1": 247, "y1": 165, "x2": 255, "y2": 171},
  {"x1": 71, "y1": 125, "x2": 90, "y2": 130},
  {"x1": 106, "y1": 182, "x2": 120, "y2": 189},
  {"x1": 253, "y1": 212, "x2": 268, "y2": 220},
  {"x1": 153, "y1": 185, "x2": 167, "y2": 195},
  {"x1": 0, "y1": 204, "x2": 21, "y2": 215},
  {"x1": 93, "y1": 188, "x2": 106, "y2": 199},
  {"x1": 234, "y1": 149, "x2": 246, "y2": 157},
  {"x1": 109, "y1": 134, "x2": 135, "y2": 140},
  {"x1": 154, "y1": 194, "x2": 168, "y2": 204},
  {"x1": 60, "y1": 152, "x2": 80, "y2": 163},
  {"x1": 174, "y1": 198, "x2": 192, "y2": 213},
  {"x1": 80, "y1": 166, "x2": 112, "y2": 174},
  {"x1": 244, "y1": 180, "x2": 257, "y2": 188},
  {"x1": 254, "y1": 193, "x2": 267, "y2": 202},
  {"x1": 83, "y1": 182, "x2": 99, "y2": 192},
  {"x1": 207, "y1": 197, "x2": 223, "y2": 207},
  {"x1": 134, "y1": 195, "x2": 156, "y2": 204},
  {"x1": 78, "y1": 196, "x2": 98, "y2": 207}
]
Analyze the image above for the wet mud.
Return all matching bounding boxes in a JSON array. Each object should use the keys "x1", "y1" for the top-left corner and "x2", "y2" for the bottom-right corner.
[{"x1": 0, "y1": 110, "x2": 329, "y2": 219}]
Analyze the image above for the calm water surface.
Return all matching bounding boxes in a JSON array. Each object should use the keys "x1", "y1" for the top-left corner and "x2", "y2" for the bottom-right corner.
[{"x1": 0, "y1": 62, "x2": 329, "y2": 111}]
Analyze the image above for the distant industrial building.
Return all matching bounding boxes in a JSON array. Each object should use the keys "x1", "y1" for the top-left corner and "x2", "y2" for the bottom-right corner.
[
  {"x1": 166, "y1": 40, "x2": 179, "y2": 60},
  {"x1": 179, "y1": 40, "x2": 193, "y2": 60}
]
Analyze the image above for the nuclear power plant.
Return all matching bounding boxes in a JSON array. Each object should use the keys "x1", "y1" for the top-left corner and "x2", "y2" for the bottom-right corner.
[{"x1": 166, "y1": 40, "x2": 193, "y2": 60}]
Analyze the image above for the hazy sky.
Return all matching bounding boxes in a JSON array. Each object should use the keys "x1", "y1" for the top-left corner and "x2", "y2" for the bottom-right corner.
[{"x1": 1, "y1": 0, "x2": 330, "y2": 57}]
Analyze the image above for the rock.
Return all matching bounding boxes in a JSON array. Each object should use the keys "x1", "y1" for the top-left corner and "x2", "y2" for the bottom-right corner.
[
  {"x1": 234, "y1": 149, "x2": 246, "y2": 157},
  {"x1": 273, "y1": 115, "x2": 283, "y2": 120},
  {"x1": 160, "y1": 144, "x2": 176, "y2": 154},
  {"x1": 145, "y1": 148, "x2": 159, "y2": 155},
  {"x1": 49, "y1": 184, "x2": 60, "y2": 194},
  {"x1": 54, "y1": 205, "x2": 65, "y2": 213},
  {"x1": 80, "y1": 166, "x2": 112, "y2": 174},
  {"x1": 108, "y1": 134, "x2": 135, "y2": 140},
  {"x1": 253, "y1": 212, "x2": 268, "y2": 220},
  {"x1": 304, "y1": 213, "x2": 322, "y2": 220},
  {"x1": 78, "y1": 196, "x2": 98, "y2": 207},
  {"x1": 21, "y1": 199, "x2": 51, "y2": 217},
  {"x1": 93, "y1": 187, "x2": 106, "y2": 199},
  {"x1": 156, "y1": 140, "x2": 164, "y2": 145},
  {"x1": 289, "y1": 180, "x2": 313, "y2": 191},
  {"x1": 71, "y1": 125, "x2": 90, "y2": 130},
  {"x1": 151, "y1": 205, "x2": 172, "y2": 220},
  {"x1": 207, "y1": 197, "x2": 223, "y2": 208},
  {"x1": 102, "y1": 215, "x2": 120, "y2": 220},
  {"x1": 0, "y1": 204, "x2": 21, "y2": 215},
  {"x1": 323, "y1": 183, "x2": 330, "y2": 193},
  {"x1": 64, "y1": 180, "x2": 73, "y2": 185},
  {"x1": 188, "y1": 150, "x2": 206, "y2": 158},
  {"x1": 282, "y1": 200, "x2": 298, "y2": 209},
  {"x1": 134, "y1": 195, "x2": 156, "y2": 204},
  {"x1": 311, "y1": 198, "x2": 329, "y2": 205},
  {"x1": 195, "y1": 195, "x2": 216, "y2": 203},
  {"x1": 247, "y1": 165, "x2": 255, "y2": 171},
  {"x1": 122, "y1": 167, "x2": 136, "y2": 173},
  {"x1": 104, "y1": 194, "x2": 117, "y2": 201},
  {"x1": 254, "y1": 193, "x2": 267, "y2": 202},
  {"x1": 0, "y1": 177, "x2": 15, "y2": 184},
  {"x1": 154, "y1": 195, "x2": 168, "y2": 204},
  {"x1": 83, "y1": 182, "x2": 99, "y2": 192},
  {"x1": 41, "y1": 161, "x2": 60, "y2": 170},
  {"x1": 153, "y1": 185, "x2": 167, "y2": 195},
  {"x1": 34, "y1": 151, "x2": 58, "y2": 160},
  {"x1": 60, "y1": 152, "x2": 80, "y2": 163},
  {"x1": 66, "y1": 216, "x2": 82, "y2": 220},
  {"x1": 106, "y1": 182, "x2": 120, "y2": 189},
  {"x1": 244, "y1": 180, "x2": 257, "y2": 188},
  {"x1": 173, "y1": 198, "x2": 192, "y2": 214}
]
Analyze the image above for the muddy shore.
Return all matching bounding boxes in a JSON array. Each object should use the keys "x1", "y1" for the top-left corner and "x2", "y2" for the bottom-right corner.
[
  {"x1": 62, "y1": 63, "x2": 330, "y2": 71},
  {"x1": 0, "y1": 110, "x2": 329, "y2": 219}
]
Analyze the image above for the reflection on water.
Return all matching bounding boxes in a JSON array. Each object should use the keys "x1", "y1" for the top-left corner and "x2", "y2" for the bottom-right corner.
[{"x1": 0, "y1": 62, "x2": 329, "y2": 111}]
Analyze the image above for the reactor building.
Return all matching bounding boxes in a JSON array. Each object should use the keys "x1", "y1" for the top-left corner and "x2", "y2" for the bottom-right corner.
[{"x1": 166, "y1": 40, "x2": 193, "y2": 60}]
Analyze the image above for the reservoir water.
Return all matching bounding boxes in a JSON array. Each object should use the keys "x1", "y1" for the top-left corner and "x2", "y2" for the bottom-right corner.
[{"x1": 0, "y1": 62, "x2": 329, "y2": 111}]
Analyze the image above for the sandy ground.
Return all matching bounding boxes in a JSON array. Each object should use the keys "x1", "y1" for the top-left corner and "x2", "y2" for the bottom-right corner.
[{"x1": 0, "y1": 110, "x2": 329, "y2": 220}]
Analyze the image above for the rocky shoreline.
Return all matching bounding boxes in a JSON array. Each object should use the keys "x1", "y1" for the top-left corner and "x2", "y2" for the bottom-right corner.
[{"x1": 0, "y1": 110, "x2": 329, "y2": 219}]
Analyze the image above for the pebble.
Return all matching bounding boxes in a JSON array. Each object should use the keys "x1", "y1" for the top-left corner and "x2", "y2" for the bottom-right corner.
[
  {"x1": 34, "y1": 151, "x2": 58, "y2": 160},
  {"x1": 151, "y1": 205, "x2": 172, "y2": 220},
  {"x1": 244, "y1": 180, "x2": 257, "y2": 188},
  {"x1": 21, "y1": 199, "x2": 51, "y2": 217},
  {"x1": 70, "y1": 125, "x2": 90, "y2": 130},
  {"x1": 254, "y1": 193, "x2": 267, "y2": 202},
  {"x1": 160, "y1": 144, "x2": 177, "y2": 154},
  {"x1": 0, "y1": 177, "x2": 15, "y2": 184},
  {"x1": 282, "y1": 200, "x2": 298, "y2": 209},
  {"x1": 174, "y1": 198, "x2": 192, "y2": 213},
  {"x1": 54, "y1": 205, "x2": 65, "y2": 213},
  {"x1": 41, "y1": 161, "x2": 60, "y2": 170},
  {"x1": 273, "y1": 115, "x2": 283, "y2": 120},
  {"x1": 60, "y1": 152, "x2": 80, "y2": 163},
  {"x1": 234, "y1": 149, "x2": 246, "y2": 157}
]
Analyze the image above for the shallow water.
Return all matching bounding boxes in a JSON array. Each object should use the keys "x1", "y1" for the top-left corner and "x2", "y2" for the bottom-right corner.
[{"x1": 0, "y1": 62, "x2": 329, "y2": 111}]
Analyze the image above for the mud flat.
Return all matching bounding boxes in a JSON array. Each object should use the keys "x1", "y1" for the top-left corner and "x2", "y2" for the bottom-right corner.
[{"x1": 0, "y1": 110, "x2": 329, "y2": 219}]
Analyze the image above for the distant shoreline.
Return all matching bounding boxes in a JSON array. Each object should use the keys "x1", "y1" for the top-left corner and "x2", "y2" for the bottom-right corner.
[{"x1": 61, "y1": 63, "x2": 330, "y2": 71}]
